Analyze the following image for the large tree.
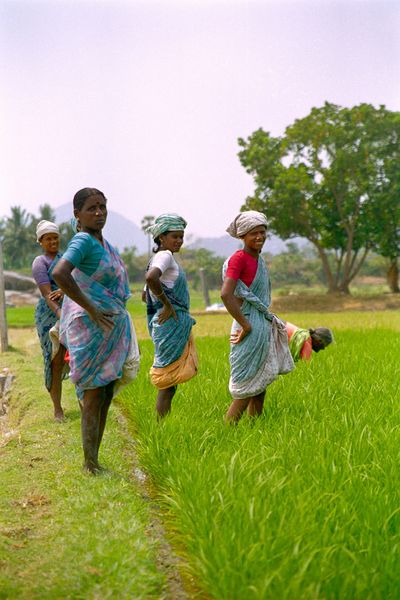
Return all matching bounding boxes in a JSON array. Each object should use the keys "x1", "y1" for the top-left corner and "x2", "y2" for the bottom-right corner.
[{"x1": 239, "y1": 103, "x2": 400, "y2": 293}]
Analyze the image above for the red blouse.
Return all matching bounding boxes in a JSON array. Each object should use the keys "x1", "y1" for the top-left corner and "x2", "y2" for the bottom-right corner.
[{"x1": 225, "y1": 250, "x2": 258, "y2": 288}]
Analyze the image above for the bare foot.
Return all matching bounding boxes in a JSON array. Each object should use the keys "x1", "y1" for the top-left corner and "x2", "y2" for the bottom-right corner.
[
  {"x1": 54, "y1": 411, "x2": 65, "y2": 422},
  {"x1": 83, "y1": 461, "x2": 104, "y2": 475}
]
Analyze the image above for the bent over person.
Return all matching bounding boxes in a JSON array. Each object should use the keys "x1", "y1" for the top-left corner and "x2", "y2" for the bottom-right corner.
[
  {"x1": 53, "y1": 188, "x2": 139, "y2": 473},
  {"x1": 145, "y1": 214, "x2": 198, "y2": 418},
  {"x1": 221, "y1": 210, "x2": 294, "y2": 423},
  {"x1": 286, "y1": 322, "x2": 333, "y2": 361},
  {"x1": 32, "y1": 220, "x2": 68, "y2": 421}
]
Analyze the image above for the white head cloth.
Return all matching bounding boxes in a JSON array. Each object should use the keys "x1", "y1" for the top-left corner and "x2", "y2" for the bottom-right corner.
[
  {"x1": 226, "y1": 210, "x2": 267, "y2": 238},
  {"x1": 36, "y1": 220, "x2": 60, "y2": 242}
]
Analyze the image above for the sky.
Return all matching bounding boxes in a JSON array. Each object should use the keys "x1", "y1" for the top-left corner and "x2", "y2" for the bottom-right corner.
[{"x1": 1, "y1": 0, "x2": 399, "y2": 238}]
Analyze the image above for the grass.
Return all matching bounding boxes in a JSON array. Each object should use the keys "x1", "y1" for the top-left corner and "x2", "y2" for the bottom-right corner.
[
  {"x1": 3, "y1": 312, "x2": 400, "y2": 598},
  {"x1": 0, "y1": 334, "x2": 164, "y2": 599},
  {"x1": 116, "y1": 313, "x2": 400, "y2": 599}
]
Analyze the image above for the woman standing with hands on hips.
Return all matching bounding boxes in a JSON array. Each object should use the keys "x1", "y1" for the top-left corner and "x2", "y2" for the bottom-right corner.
[
  {"x1": 145, "y1": 214, "x2": 198, "y2": 418},
  {"x1": 221, "y1": 210, "x2": 294, "y2": 423},
  {"x1": 32, "y1": 220, "x2": 68, "y2": 421},
  {"x1": 52, "y1": 188, "x2": 139, "y2": 473}
]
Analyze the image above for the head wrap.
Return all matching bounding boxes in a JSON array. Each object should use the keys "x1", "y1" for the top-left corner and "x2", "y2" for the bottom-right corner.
[
  {"x1": 146, "y1": 213, "x2": 187, "y2": 240},
  {"x1": 36, "y1": 220, "x2": 60, "y2": 242},
  {"x1": 226, "y1": 210, "x2": 267, "y2": 238}
]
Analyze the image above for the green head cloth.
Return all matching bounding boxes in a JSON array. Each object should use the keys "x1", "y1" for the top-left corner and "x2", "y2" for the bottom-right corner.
[{"x1": 146, "y1": 213, "x2": 187, "y2": 240}]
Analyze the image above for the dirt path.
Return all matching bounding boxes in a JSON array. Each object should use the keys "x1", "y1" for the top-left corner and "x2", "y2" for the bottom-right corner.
[{"x1": 117, "y1": 411, "x2": 193, "y2": 600}]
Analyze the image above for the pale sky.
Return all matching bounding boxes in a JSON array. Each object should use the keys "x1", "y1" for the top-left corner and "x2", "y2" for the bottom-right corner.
[{"x1": 1, "y1": 0, "x2": 399, "y2": 238}]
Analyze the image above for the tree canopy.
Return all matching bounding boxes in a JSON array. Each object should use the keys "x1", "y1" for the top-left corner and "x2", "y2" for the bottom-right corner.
[{"x1": 239, "y1": 102, "x2": 400, "y2": 293}]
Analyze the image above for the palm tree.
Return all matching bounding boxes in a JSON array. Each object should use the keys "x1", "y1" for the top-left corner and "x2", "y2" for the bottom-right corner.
[
  {"x1": 2, "y1": 206, "x2": 36, "y2": 269},
  {"x1": 141, "y1": 215, "x2": 155, "y2": 260}
]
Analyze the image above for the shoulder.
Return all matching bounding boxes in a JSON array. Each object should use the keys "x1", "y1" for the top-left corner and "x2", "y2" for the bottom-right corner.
[
  {"x1": 227, "y1": 250, "x2": 246, "y2": 266},
  {"x1": 151, "y1": 250, "x2": 175, "y2": 268},
  {"x1": 67, "y1": 232, "x2": 94, "y2": 249},
  {"x1": 32, "y1": 254, "x2": 46, "y2": 268}
]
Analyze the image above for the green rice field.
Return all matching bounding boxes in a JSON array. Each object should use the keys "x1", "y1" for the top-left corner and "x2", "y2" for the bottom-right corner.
[
  {"x1": 2, "y1": 310, "x2": 400, "y2": 598},
  {"x1": 116, "y1": 312, "x2": 400, "y2": 599}
]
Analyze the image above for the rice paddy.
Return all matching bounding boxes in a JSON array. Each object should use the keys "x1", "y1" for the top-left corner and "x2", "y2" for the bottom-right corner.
[{"x1": 2, "y1": 310, "x2": 400, "y2": 598}]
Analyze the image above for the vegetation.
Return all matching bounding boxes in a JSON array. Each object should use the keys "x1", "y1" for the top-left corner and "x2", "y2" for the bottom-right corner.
[
  {"x1": 119, "y1": 312, "x2": 400, "y2": 599},
  {"x1": 239, "y1": 102, "x2": 400, "y2": 294},
  {"x1": 0, "y1": 333, "x2": 163, "y2": 599},
  {"x1": 2, "y1": 312, "x2": 400, "y2": 598},
  {"x1": 0, "y1": 205, "x2": 74, "y2": 271}
]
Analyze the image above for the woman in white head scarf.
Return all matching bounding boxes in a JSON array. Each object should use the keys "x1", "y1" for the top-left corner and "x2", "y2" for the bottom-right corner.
[
  {"x1": 221, "y1": 211, "x2": 294, "y2": 423},
  {"x1": 31, "y1": 220, "x2": 68, "y2": 421}
]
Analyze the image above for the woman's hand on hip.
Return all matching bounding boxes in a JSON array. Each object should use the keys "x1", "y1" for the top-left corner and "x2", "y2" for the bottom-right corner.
[
  {"x1": 230, "y1": 322, "x2": 252, "y2": 344},
  {"x1": 158, "y1": 304, "x2": 178, "y2": 325},
  {"x1": 48, "y1": 289, "x2": 64, "y2": 301},
  {"x1": 88, "y1": 307, "x2": 115, "y2": 331}
]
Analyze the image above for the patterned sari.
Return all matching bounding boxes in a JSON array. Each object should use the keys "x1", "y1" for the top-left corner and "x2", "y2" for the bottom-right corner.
[
  {"x1": 223, "y1": 256, "x2": 294, "y2": 399},
  {"x1": 59, "y1": 239, "x2": 139, "y2": 400},
  {"x1": 34, "y1": 253, "x2": 67, "y2": 390},
  {"x1": 147, "y1": 266, "x2": 197, "y2": 389}
]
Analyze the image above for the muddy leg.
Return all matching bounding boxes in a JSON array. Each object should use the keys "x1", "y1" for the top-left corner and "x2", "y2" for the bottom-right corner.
[
  {"x1": 224, "y1": 398, "x2": 250, "y2": 424},
  {"x1": 156, "y1": 386, "x2": 177, "y2": 418},
  {"x1": 247, "y1": 391, "x2": 266, "y2": 417},
  {"x1": 49, "y1": 345, "x2": 66, "y2": 421},
  {"x1": 81, "y1": 387, "x2": 104, "y2": 474}
]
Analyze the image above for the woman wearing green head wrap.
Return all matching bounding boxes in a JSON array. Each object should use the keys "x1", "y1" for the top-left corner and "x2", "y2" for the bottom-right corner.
[{"x1": 145, "y1": 214, "x2": 198, "y2": 418}]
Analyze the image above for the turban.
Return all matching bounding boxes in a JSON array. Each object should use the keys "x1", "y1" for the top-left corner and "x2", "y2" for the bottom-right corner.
[
  {"x1": 36, "y1": 220, "x2": 60, "y2": 242},
  {"x1": 226, "y1": 211, "x2": 267, "y2": 238},
  {"x1": 146, "y1": 213, "x2": 187, "y2": 240}
]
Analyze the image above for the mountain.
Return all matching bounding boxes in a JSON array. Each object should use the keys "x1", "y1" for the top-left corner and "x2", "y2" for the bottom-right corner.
[
  {"x1": 54, "y1": 204, "x2": 308, "y2": 257},
  {"x1": 55, "y1": 204, "x2": 148, "y2": 253},
  {"x1": 188, "y1": 234, "x2": 308, "y2": 257}
]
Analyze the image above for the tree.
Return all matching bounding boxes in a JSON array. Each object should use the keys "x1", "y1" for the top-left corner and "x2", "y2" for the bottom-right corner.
[
  {"x1": 141, "y1": 215, "x2": 155, "y2": 260},
  {"x1": 368, "y1": 124, "x2": 400, "y2": 292},
  {"x1": 2, "y1": 206, "x2": 36, "y2": 269},
  {"x1": 120, "y1": 246, "x2": 142, "y2": 282},
  {"x1": 59, "y1": 221, "x2": 75, "y2": 252},
  {"x1": 239, "y1": 103, "x2": 400, "y2": 294}
]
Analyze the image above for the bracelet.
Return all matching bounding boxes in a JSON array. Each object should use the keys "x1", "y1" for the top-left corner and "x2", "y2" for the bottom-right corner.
[{"x1": 156, "y1": 291, "x2": 165, "y2": 298}]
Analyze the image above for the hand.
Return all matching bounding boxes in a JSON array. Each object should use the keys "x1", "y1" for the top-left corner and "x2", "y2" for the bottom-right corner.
[
  {"x1": 230, "y1": 322, "x2": 252, "y2": 344},
  {"x1": 48, "y1": 289, "x2": 64, "y2": 301},
  {"x1": 88, "y1": 307, "x2": 115, "y2": 331},
  {"x1": 158, "y1": 304, "x2": 178, "y2": 325}
]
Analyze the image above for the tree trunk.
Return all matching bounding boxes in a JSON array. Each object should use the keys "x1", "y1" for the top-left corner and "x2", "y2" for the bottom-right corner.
[
  {"x1": 387, "y1": 258, "x2": 400, "y2": 293},
  {"x1": 311, "y1": 242, "x2": 344, "y2": 294}
]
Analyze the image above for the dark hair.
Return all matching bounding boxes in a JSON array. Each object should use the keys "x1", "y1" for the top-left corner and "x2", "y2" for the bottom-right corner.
[
  {"x1": 152, "y1": 232, "x2": 174, "y2": 253},
  {"x1": 309, "y1": 327, "x2": 334, "y2": 348},
  {"x1": 73, "y1": 188, "x2": 106, "y2": 211}
]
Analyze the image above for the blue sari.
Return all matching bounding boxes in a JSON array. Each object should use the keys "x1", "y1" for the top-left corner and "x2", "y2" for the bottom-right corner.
[
  {"x1": 147, "y1": 266, "x2": 196, "y2": 368},
  {"x1": 224, "y1": 256, "x2": 276, "y2": 399},
  {"x1": 34, "y1": 253, "x2": 66, "y2": 390},
  {"x1": 59, "y1": 238, "x2": 138, "y2": 400}
]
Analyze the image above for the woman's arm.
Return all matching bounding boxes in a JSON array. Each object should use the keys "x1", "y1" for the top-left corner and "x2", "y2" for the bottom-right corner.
[
  {"x1": 145, "y1": 267, "x2": 177, "y2": 324},
  {"x1": 38, "y1": 283, "x2": 62, "y2": 318},
  {"x1": 52, "y1": 258, "x2": 114, "y2": 330},
  {"x1": 221, "y1": 277, "x2": 252, "y2": 344}
]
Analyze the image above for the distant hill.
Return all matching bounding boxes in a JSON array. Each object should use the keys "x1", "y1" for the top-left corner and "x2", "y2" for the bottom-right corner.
[
  {"x1": 188, "y1": 234, "x2": 308, "y2": 257},
  {"x1": 55, "y1": 204, "x2": 148, "y2": 253},
  {"x1": 55, "y1": 204, "x2": 308, "y2": 257}
]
